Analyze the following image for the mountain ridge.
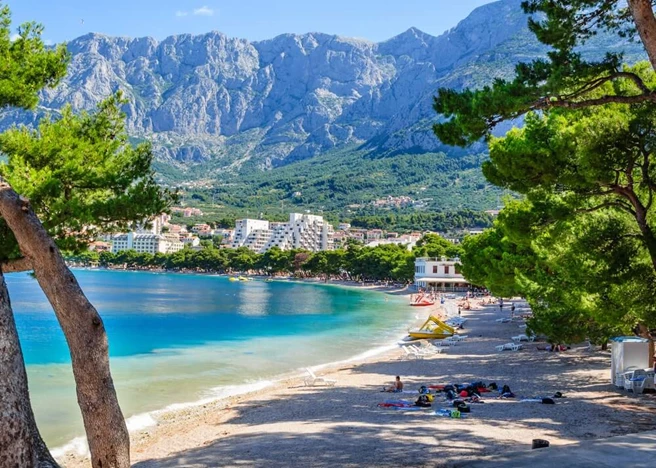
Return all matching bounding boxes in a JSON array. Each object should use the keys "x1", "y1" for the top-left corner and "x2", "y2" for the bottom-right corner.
[{"x1": 0, "y1": 0, "x2": 533, "y2": 173}]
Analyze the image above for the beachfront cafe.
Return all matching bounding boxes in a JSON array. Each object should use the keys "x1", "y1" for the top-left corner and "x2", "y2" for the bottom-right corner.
[{"x1": 414, "y1": 257, "x2": 469, "y2": 292}]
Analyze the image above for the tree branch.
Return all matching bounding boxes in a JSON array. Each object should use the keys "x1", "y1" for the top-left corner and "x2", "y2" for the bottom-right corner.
[{"x1": 0, "y1": 257, "x2": 33, "y2": 273}]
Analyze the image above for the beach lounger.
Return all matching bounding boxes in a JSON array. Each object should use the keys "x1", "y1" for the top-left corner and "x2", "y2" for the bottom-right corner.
[
  {"x1": 450, "y1": 335, "x2": 468, "y2": 342},
  {"x1": 511, "y1": 334, "x2": 534, "y2": 342},
  {"x1": 434, "y1": 339, "x2": 456, "y2": 347},
  {"x1": 303, "y1": 368, "x2": 337, "y2": 387},
  {"x1": 409, "y1": 345, "x2": 436, "y2": 357},
  {"x1": 496, "y1": 342, "x2": 522, "y2": 351},
  {"x1": 417, "y1": 341, "x2": 444, "y2": 354},
  {"x1": 401, "y1": 346, "x2": 425, "y2": 360}
]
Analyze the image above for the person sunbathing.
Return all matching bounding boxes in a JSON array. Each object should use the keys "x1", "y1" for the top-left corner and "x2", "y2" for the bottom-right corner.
[{"x1": 384, "y1": 376, "x2": 404, "y2": 392}]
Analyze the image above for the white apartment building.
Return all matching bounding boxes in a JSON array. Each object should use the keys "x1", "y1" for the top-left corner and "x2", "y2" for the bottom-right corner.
[
  {"x1": 231, "y1": 214, "x2": 334, "y2": 253},
  {"x1": 414, "y1": 257, "x2": 469, "y2": 292},
  {"x1": 111, "y1": 232, "x2": 184, "y2": 255}
]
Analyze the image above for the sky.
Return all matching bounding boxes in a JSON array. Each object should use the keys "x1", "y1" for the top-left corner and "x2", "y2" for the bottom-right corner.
[{"x1": 6, "y1": 0, "x2": 493, "y2": 44}]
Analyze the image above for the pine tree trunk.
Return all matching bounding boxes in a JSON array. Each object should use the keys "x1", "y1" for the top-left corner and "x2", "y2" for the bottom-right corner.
[
  {"x1": 0, "y1": 270, "x2": 59, "y2": 467},
  {"x1": 0, "y1": 183, "x2": 130, "y2": 468},
  {"x1": 628, "y1": 0, "x2": 656, "y2": 70}
]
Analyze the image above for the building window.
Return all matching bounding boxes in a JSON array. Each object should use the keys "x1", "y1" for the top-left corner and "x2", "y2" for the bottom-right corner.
[
  {"x1": 433, "y1": 266, "x2": 438, "y2": 274},
  {"x1": 444, "y1": 266, "x2": 450, "y2": 275}
]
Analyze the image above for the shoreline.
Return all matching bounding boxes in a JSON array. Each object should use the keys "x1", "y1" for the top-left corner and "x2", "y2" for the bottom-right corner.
[
  {"x1": 60, "y1": 296, "x2": 656, "y2": 468},
  {"x1": 53, "y1": 276, "x2": 437, "y2": 465}
]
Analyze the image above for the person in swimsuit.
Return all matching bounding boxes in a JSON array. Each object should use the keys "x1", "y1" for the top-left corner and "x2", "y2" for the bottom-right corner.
[{"x1": 385, "y1": 376, "x2": 404, "y2": 392}]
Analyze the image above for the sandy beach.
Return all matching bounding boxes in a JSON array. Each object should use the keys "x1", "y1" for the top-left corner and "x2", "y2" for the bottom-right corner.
[{"x1": 59, "y1": 291, "x2": 656, "y2": 467}]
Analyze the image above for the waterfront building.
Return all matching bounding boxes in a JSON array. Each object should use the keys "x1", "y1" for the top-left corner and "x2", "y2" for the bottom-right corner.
[
  {"x1": 414, "y1": 257, "x2": 469, "y2": 292},
  {"x1": 231, "y1": 213, "x2": 334, "y2": 253},
  {"x1": 110, "y1": 232, "x2": 184, "y2": 255}
]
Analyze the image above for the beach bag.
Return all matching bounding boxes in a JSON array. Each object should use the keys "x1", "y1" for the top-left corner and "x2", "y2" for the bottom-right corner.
[
  {"x1": 443, "y1": 384, "x2": 455, "y2": 392},
  {"x1": 457, "y1": 403, "x2": 471, "y2": 413},
  {"x1": 553, "y1": 391, "x2": 564, "y2": 398},
  {"x1": 450, "y1": 409, "x2": 461, "y2": 418},
  {"x1": 419, "y1": 385, "x2": 428, "y2": 394},
  {"x1": 415, "y1": 395, "x2": 432, "y2": 407},
  {"x1": 445, "y1": 389, "x2": 456, "y2": 400},
  {"x1": 488, "y1": 382, "x2": 498, "y2": 390},
  {"x1": 453, "y1": 399, "x2": 464, "y2": 408},
  {"x1": 541, "y1": 398, "x2": 555, "y2": 405}
]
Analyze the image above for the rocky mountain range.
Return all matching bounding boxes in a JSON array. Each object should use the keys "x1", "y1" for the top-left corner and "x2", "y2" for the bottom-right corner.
[{"x1": 0, "y1": 0, "x2": 644, "y2": 183}]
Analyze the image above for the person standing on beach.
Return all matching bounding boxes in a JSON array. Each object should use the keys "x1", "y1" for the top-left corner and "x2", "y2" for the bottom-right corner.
[{"x1": 458, "y1": 306, "x2": 461, "y2": 317}]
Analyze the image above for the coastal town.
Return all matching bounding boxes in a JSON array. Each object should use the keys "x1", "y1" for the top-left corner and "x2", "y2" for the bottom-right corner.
[{"x1": 95, "y1": 210, "x2": 466, "y2": 256}]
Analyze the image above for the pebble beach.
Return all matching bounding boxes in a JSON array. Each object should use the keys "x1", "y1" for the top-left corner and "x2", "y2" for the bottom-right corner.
[{"x1": 60, "y1": 292, "x2": 656, "y2": 467}]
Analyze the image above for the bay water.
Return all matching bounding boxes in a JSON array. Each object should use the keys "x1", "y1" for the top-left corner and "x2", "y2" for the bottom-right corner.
[{"x1": 6, "y1": 269, "x2": 412, "y2": 451}]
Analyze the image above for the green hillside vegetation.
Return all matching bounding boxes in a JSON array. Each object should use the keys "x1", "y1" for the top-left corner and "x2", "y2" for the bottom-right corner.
[{"x1": 166, "y1": 147, "x2": 503, "y2": 219}]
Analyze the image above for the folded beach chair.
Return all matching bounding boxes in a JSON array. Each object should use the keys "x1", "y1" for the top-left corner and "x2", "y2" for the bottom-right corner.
[{"x1": 303, "y1": 368, "x2": 337, "y2": 387}]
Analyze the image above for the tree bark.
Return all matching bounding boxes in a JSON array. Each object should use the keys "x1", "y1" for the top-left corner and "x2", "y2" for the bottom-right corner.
[
  {"x1": 628, "y1": 0, "x2": 656, "y2": 70},
  {"x1": 0, "y1": 270, "x2": 59, "y2": 468},
  {"x1": 0, "y1": 183, "x2": 130, "y2": 468},
  {"x1": 0, "y1": 257, "x2": 33, "y2": 273}
]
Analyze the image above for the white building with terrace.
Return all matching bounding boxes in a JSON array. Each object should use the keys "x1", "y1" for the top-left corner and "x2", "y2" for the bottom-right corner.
[{"x1": 414, "y1": 257, "x2": 469, "y2": 292}]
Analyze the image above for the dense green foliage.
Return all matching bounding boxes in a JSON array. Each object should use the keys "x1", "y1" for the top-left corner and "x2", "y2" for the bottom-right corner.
[
  {"x1": 0, "y1": 94, "x2": 177, "y2": 255},
  {"x1": 0, "y1": 6, "x2": 68, "y2": 109},
  {"x1": 167, "y1": 147, "x2": 501, "y2": 218},
  {"x1": 69, "y1": 236, "x2": 462, "y2": 284},
  {"x1": 349, "y1": 210, "x2": 493, "y2": 233},
  {"x1": 442, "y1": 2, "x2": 656, "y2": 344}
]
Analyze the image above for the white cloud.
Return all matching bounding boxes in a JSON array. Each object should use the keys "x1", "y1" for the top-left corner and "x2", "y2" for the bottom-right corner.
[
  {"x1": 10, "y1": 33, "x2": 20, "y2": 41},
  {"x1": 175, "y1": 10, "x2": 188, "y2": 17},
  {"x1": 44, "y1": 39, "x2": 54, "y2": 46},
  {"x1": 193, "y1": 6, "x2": 214, "y2": 16}
]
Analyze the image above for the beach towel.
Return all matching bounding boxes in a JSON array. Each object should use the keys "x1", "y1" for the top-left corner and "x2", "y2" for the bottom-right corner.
[{"x1": 377, "y1": 402, "x2": 414, "y2": 408}]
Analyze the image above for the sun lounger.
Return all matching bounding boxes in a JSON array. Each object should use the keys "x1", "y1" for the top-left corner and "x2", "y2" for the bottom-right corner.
[
  {"x1": 434, "y1": 339, "x2": 456, "y2": 347},
  {"x1": 511, "y1": 334, "x2": 534, "y2": 342},
  {"x1": 417, "y1": 341, "x2": 444, "y2": 354},
  {"x1": 447, "y1": 335, "x2": 468, "y2": 342},
  {"x1": 409, "y1": 344, "x2": 436, "y2": 357},
  {"x1": 303, "y1": 368, "x2": 337, "y2": 386},
  {"x1": 401, "y1": 345, "x2": 425, "y2": 360},
  {"x1": 496, "y1": 342, "x2": 522, "y2": 351}
]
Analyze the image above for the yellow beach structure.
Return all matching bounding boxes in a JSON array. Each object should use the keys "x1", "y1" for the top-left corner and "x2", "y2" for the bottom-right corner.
[{"x1": 408, "y1": 315, "x2": 455, "y2": 340}]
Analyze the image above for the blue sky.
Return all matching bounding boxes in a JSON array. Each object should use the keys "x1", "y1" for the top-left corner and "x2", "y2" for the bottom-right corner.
[{"x1": 7, "y1": 0, "x2": 493, "y2": 44}]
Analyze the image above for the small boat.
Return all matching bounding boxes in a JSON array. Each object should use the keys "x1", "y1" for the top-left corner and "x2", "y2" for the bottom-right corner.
[
  {"x1": 229, "y1": 277, "x2": 239, "y2": 282},
  {"x1": 408, "y1": 315, "x2": 455, "y2": 340},
  {"x1": 410, "y1": 293, "x2": 435, "y2": 307},
  {"x1": 238, "y1": 276, "x2": 251, "y2": 281}
]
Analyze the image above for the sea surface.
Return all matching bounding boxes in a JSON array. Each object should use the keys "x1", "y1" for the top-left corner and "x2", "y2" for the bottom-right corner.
[{"x1": 6, "y1": 269, "x2": 412, "y2": 451}]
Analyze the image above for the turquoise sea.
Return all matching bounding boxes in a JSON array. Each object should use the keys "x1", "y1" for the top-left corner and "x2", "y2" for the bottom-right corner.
[{"x1": 6, "y1": 269, "x2": 411, "y2": 452}]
